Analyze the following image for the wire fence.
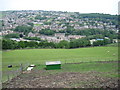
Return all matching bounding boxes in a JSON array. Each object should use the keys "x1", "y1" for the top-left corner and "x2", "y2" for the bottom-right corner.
[{"x1": 2, "y1": 63, "x2": 29, "y2": 83}]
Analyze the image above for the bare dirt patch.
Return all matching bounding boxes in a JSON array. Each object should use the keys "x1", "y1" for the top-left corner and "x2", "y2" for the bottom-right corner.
[{"x1": 2, "y1": 70, "x2": 119, "y2": 88}]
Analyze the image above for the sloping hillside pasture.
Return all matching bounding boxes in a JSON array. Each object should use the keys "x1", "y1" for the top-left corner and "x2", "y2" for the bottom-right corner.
[
  {"x1": 2, "y1": 46, "x2": 119, "y2": 85},
  {"x1": 2, "y1": 47, "x2": 118, "y2": 71}
]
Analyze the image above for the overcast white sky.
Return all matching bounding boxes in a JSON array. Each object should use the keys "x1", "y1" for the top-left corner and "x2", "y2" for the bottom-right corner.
[{"x1": 0, "y1": 0, "x2": 119, "y2": 15}]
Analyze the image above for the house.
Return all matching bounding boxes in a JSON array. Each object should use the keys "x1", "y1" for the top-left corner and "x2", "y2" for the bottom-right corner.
[
  {"x1": 54, "y1": 33, "x2": 65, "y2": 39},
  {"x1": 10, "y1": 38, "x2": 31, "y2": 42},
  {"x1": 28, "y1": 32, "x2": 36, "y2": 37},
  {"x1": 96, "y1": 39, "x2": 104, "y2": 41},
  {"x1": 68, "y1": 35, "x2": 86, "y2": 40},
  {"x1": 0, "y1": 32, "x2": 2, "y2": 36},
  {"x1": 90, "y1": 39, "x2": 104, "y2": 45},
  {"x1": 1, "y1": 30, "x2": 14, "y2": 35},
  {"x1": 10, "y1": 38, "x2": 21, "y2": 42},
  {"x1": 113, "y1": 39, "x2": 118, "y2": 43},
  {"x1": 105, "y1": 37, "x2": 109, "y2": 39},
  {"x1": 89, "y1": 39, "x2": 96, "y2": 45}
]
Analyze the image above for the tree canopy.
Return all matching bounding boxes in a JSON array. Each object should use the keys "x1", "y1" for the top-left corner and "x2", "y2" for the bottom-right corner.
[{"x1": 14, "y1": 25, "x2": 33, "y2": 35}]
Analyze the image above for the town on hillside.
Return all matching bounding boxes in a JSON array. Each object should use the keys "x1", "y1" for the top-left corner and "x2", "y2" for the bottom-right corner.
[{"x1": 0, "y1": 10, "x2": 119, "y2": 49}]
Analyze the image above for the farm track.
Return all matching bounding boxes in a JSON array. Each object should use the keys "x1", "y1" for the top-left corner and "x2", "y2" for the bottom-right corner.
[{"x1": 2, "y1": 61, "x2": 119, "y2": 88}]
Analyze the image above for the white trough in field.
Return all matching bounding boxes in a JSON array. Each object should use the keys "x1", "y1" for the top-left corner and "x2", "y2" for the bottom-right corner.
[
  {"x1": 27, "y1": 64, "x2": 35, "y2": 71},
  {"x1": 27, "y1": 67, "x2": 33, "y2": 71}
]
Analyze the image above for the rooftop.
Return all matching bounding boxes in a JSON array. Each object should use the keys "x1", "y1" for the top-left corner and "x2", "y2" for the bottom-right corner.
[{"x1": 46, "y1": 61, "x2": 61, "y2": 65}]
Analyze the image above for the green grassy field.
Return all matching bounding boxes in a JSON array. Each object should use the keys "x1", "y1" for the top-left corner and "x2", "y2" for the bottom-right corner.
[
  {"x1": 105, "y1": 43, "x2": 119, "y2": 47},
  {"x1": 35, "y1": 61, "x2": 119, "y2": 77},
  {"x1": 2, "y1": 46, "x2": 118, "y2": 71},
  {"x1": 2, "y1": 46, "x2": 119, "y2": 82}
]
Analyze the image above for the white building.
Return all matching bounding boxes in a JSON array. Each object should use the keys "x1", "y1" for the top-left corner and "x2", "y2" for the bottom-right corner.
[
  {"x1": 89, "y1": 39, "x2": 96, "y2": 45},
  {"x1": 68, "y1": 35, "x2": 86, "y2": 40},
  {"x1": 113, "y1": 39, "x2": 118, "y2": 43}
]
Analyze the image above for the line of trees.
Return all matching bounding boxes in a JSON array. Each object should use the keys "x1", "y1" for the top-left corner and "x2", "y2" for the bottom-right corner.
[{"x1": 2, "y1": 38, "x2": 112, "y2": 50}]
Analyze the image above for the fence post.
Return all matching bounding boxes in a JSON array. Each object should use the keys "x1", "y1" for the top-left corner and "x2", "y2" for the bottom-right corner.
[
  {"x1": 17, "y1": 69, "x2": 19, "y2": 76},
  {"x1": 20, "y1": 63, "x2": 23, "y2": 73},
  {"x1": 7, "y1": 73, "x2": 9, "y2": 81},
  {"x1": 13, "y1": 71, "x2": 15, "y2": 78}
]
